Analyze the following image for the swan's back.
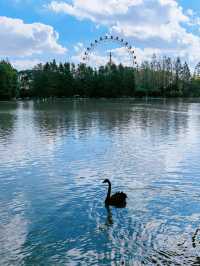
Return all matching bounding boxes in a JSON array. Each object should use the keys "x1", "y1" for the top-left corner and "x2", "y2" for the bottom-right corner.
[
  {"x1": 108, "y1": 191, "x2": 127, "y2": 207},
  {"x1": 111, "y1": 192, "x2": 127, "y2": 200}
]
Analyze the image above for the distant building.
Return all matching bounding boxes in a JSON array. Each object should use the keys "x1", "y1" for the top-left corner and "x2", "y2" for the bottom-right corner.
[{"x1": 18, "y1": 70, "x2": 34, "y2": 91}]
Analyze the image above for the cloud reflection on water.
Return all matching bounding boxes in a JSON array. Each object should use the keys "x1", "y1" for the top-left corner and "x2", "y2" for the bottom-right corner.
[{"x1": 1, "y1": 99, "x2": 200, "y2": 264}]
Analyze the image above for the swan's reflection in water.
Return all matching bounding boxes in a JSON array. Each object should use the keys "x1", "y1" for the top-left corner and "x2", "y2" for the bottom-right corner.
[
  {"x1": 105, "y1": 203, "x2": 128, "y2": 227},
  {"x1": 105, "y1": 206, "x2": 113, "y2": 226}
]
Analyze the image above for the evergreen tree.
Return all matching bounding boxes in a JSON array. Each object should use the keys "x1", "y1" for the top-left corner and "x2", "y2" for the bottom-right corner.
[{"x1": 173, "y1": 57, "x2": 183, "y2": 96}]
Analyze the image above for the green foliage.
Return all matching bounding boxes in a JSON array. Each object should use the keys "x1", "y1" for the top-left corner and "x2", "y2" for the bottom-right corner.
[
  {"x1": 27, "y1": 61, "x2": 136, "y2": 98},
  {"x1": 19, "y1": 58, "x2": 200, "y2": 98},
  {"x1": 189, "y1": 78, "x2": 200, "y2": 97},
  {"x1": 0, "y1": 60, "x2": 18, "y2": 100},
  {"x1": 2, "y1": 57, "x2": 200, "y2": 99}
]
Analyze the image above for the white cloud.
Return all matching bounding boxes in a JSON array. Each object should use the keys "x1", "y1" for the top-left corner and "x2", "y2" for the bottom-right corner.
[
  {"x1": 48, "y1": 0, "x2": 143, "y2": 20},
  {"x1": 48, "y1": 0, "x2": 200, "y2": 67},
  {"x1": 12, "y1": 59, "x2": 44, "y2": 70},
  {"x1": 111, "y1": 46, "x2": 163, "y2": 65},
  {"x1": 72, "y1": 50, "x2": 107, "y2": 67},
  {"x1": 0, "y1": 16, "x2": 67, "y2": 57},
  {"x1": 74, "y1": 42, "x2": 84, "y2": 52},
  {"x1": 48, "y1": 0, "x2": 188, "y2": 39}
]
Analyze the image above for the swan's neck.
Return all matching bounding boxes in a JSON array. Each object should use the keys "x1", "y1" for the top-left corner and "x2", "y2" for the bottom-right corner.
[{"x1": 106, "y1": 181, "x2": 111, "y2": 201}]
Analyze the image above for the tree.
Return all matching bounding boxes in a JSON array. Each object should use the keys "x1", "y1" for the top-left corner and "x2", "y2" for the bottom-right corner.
[
  {"x1": 0, "y1": 60, "x2": 18, "y2": 100},
  {"x1": 173, "y1": 57, "x2": 183, "y2": 96},
  {"x1": 194, "y1": 62, "x2": 200, "y2": 79}
]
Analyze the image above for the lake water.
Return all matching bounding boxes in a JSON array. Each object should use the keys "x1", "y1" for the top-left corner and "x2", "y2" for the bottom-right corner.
[{"x1": 1, "y1": 99, "x2": 200, "y2": 265}]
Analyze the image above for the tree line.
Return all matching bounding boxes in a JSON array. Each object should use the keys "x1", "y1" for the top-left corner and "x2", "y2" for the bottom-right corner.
[{"x1": 1, "y1": 55, "x2": 200, "y2": 100}]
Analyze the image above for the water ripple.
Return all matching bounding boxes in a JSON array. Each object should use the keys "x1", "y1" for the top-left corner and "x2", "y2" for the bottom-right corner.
[{"x1": 1, "y1": 99, "x2": 200, "y2": 265}]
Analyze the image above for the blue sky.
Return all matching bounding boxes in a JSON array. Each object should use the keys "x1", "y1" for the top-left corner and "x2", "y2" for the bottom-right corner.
[{"x1": 0, "y1": 0, "x2": 200, "y2": 70}]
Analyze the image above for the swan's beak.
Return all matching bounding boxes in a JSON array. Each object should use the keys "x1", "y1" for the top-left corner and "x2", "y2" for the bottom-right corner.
[{"x1": 102, "y1": 179, "x2": 106, "y2": 183}]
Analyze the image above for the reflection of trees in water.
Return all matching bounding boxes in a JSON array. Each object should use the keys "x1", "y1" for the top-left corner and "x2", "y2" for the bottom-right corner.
[
  {"x1": 0, "y1": 102, "x2": 18, "y2": 143},
  {"x1": 132, "y1": 100, "x2": 190, "y2": 138},
  {"x1": 33, "y1": 100, "x2": 76, "y2": 137},
  {"x1": 32, "y1": 99, "x2": 134, "y2": 138},
  {"x1": 32, "y1": 99, "x2": 191, "y2": 142},
  {"x1": 0, "y1": 99, "x2": 192, "y2": 160}
]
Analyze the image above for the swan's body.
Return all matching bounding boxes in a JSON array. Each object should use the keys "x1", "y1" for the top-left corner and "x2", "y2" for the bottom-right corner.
[{"x1": 103, "y1": 179, "x2": 127, "y2": 207}]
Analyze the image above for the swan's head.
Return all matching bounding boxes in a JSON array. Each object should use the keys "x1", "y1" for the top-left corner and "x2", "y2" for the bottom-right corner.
[{"x1": 103, "y1": 179, "x2": 110, "y2": 184}]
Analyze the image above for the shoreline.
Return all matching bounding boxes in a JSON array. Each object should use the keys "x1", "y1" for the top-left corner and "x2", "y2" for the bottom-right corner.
[{"x1": 1, "y1": 96, "x2": 200, "y2": 103}]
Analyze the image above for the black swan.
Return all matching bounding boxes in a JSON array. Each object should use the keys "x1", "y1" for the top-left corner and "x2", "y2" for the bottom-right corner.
[{"x1": 103, "y1": 179, "x2": 127, "y2": 207}]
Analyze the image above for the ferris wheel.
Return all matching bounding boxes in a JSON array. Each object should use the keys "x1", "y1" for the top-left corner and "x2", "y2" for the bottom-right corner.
[{"x1": 82, "y1": 35, "x2": 137, "y2": 68}]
